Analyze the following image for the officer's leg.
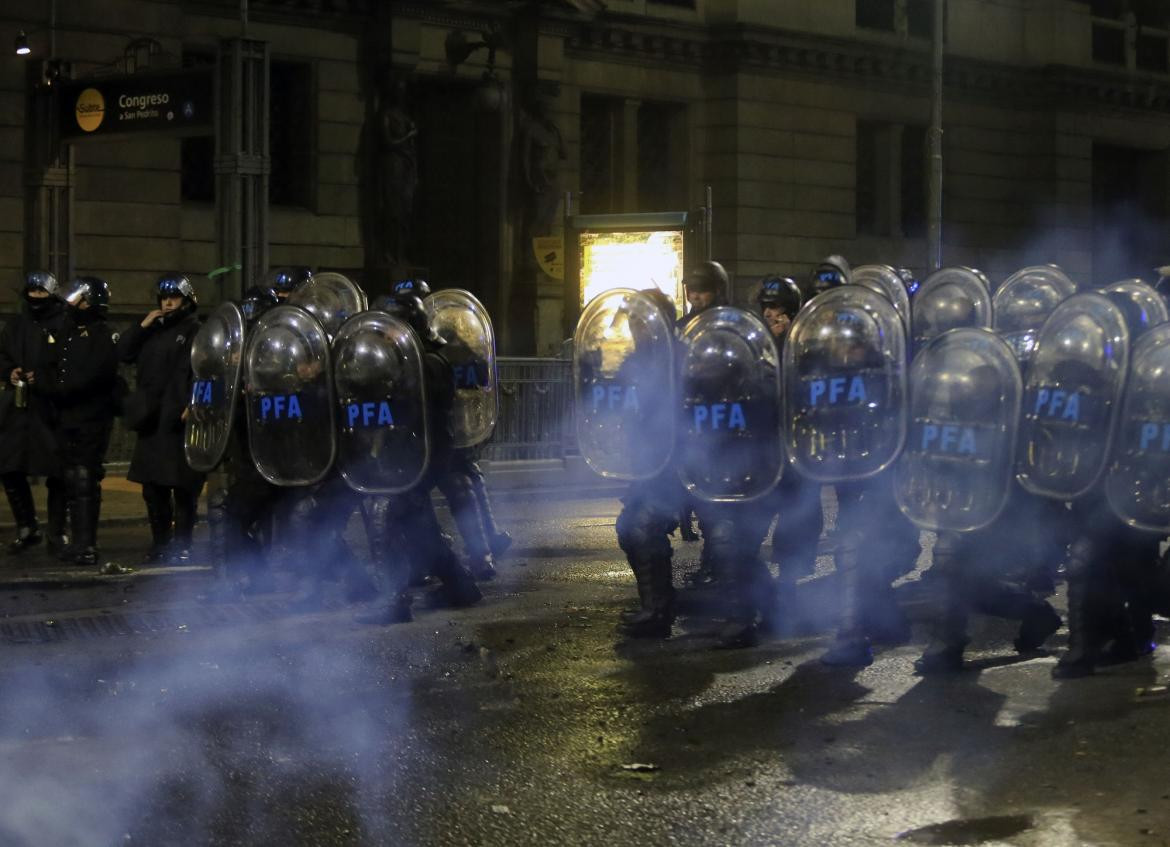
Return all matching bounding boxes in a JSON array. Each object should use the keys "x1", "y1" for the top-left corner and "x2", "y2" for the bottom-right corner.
[
  {"x1": 285, "y1": 488, "x2": 328, "y2": 611},
  {"x1": 171, "y1": 484, "x2": 199, "y2": 563},
  {"x1": 771, "y1": 474, "x2": 823, "y2": 581},
  {"x1": 615, "y1": 489, "x2": 676, "y2": 638},
  {"x1": 438, "y1": 469, "x2": 497, "y2": 581},
  {"x1": 67, "y1": 464, "x2": 101, "y2": 566},
  {"x1": 408, "y1": 489, "x2": 482, "y2": 608},
  {"x1": 354, "y1": 495, "x2": 414, "y2": 624},
  {"x1": 2, "y1": 471, "x2": 41, "y2": 553},
  {"x1": 719, "y1": 503, "x2": 777, "y2": 648},
  {"x1": 140, "y1": 481, "x2": 174, "y2": 564},
  {"x1": 45, "y1": 475, "x2": 68, "y2": 557},
  {"x1": 914, "y1": 531, "x2": 972, "y2": 673},
  {"x1": 1053, "y1": 533, "x2": 1110, "y2": 679},
  {"x1": 464, "y1": 455, "x2": 512, "y2": 557},
  {"x1": 1101, "y1": 530, "x2": 1160, "y2": 664}
]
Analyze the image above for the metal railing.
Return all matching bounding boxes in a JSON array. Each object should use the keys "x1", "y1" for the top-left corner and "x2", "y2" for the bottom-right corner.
[{"x1": 105, "y1": 356, "x2": 577, "y2": 468}]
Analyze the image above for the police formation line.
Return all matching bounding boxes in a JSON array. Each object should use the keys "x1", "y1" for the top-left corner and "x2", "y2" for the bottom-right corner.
[{"x1": 577, "y1": 257, "x2": 1170, "y2": 678}]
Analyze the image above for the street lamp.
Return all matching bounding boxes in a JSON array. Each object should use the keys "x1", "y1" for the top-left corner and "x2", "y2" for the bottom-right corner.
[{"x1": 14, "y1": 30, "x2": 30, "y2": 55}]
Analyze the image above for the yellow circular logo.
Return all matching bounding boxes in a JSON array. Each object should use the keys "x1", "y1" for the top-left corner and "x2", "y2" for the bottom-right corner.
[{"x1": 75, "y1": 88, "x2": 105, "y2": 132}]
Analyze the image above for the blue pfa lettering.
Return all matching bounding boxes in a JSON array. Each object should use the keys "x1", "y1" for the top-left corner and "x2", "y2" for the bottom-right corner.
[
  {"x1": 453, "y1": 361, "x2": 489, "y2": 389},
  {"x1": 693, "y1": 403, "x2": 747, "y2": 431},
  {"x1": 920, "y1": 423, "x2": 978, "y2": 455},
  {"x1": 347, "y1": 401, "x2": 395, "y2": 428},
  {"x1": 808, "y1": 376, "x2": 868, "y2": 406},
  {"x1": 258, "y1": 394, "x2": 303, "y2": 421},
  {"x1": 191, "y1": 379, "x2": 215, "y2": 406},
  {"x1": 591, "y1": 383, "x2": 639, "y2": 413},
  {"x1": 1138, "y1": 421, "x2": 1170, "y2": 451},
  {"x1": 1032, "y1": 388, "x2": 1082, "y2": 421}
]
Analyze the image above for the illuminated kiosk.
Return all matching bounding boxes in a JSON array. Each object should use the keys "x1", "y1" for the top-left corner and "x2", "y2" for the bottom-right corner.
[{"x1": 563, "y1": 210, "x2": 709, "y2": 337}]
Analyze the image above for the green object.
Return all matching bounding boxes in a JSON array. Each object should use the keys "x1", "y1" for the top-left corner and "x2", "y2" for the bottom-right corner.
[{"x1": 206, "y1": 263, "x2": 242, "y2": 280}]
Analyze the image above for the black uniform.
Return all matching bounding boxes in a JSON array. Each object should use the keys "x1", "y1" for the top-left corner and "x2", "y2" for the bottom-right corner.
[
  {"x1": 117, "y1": 302, "x2": 206, "y2": 561},
  {"x1": 39, "y1": 306, "x2": 119, "y2": 565},
  {"x1": 0, "y1": 295, "x2": 68, "y2": 553}
]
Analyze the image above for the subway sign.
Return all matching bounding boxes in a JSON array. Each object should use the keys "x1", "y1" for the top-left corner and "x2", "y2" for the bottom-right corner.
[{"x1": 58, "y1": 69, "x2": 214, "y2": 140}]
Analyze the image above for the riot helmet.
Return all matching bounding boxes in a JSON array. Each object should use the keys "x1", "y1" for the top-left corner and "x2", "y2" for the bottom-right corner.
[
  {"x1": 638, "y1": 288, "x2": 678, "y2": 328},
  {"x1": 62, "y1": 276, "x2": 110, "y2": 314},
  {"x1": 896, "y1": 267, "x2": 920, "y2": 299},
  {"x1": 378, "y1": 293, "x2": 442, "y2": 346},
  {"x1": 155, "y1": 273, "x2": 197, "y2": 306},
  {"x1": 392, "y1": 278, "x2": 432, "y2": 300},
  {"x1": 809, "y1": 255, "x2": 851, "y2": 296},
  {"x1": 757, "y1": 275, "x2": 802, "y2": 341},
  {"x1": 239, "y1": 285, "x2": 279, "y2": 326},
  {"x1": 24, "y1": 270, "x2": 59, "y2": 297},
  {"x1": 684, "y1": 261, "x2": 729, "y2": 315},
  {"x1": 266, "y1": 266, "x2": 313, "y2": 299}
]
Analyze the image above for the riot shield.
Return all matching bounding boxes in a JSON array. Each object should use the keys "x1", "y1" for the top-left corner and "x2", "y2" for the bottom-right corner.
[
  {"x1": 286, "y1": 271, "x2": 368, "y2": 338},
  {"x1": 423, "y1": 289, "x2": 497, "y2": 448},
  {"x1": 993, "y1": 265, "x2": 1076, "y2": 363},
  {"x1": 1102, "y1": 279, "x2": 1169, "y2": 340},
  {"x1": 1016, "y1": 292, "x2": 1128, "y2": 501},
  {"x1": 678, "y1": 306, "x2": 783, "y2": 502},
  {"x1": 911, "y1": 267, "x2": 992, "y2": 352},
  {"x1": 332, "y1": 312, "x2": 430, "y2": 494},
  {"x1": 244, "y1": 304, "x2": 337, "y2": 486},
  {"x1": 1106, "y1": 323, "x2": 1170, "y2": 530},
  {"x1": 852, "y1": 264, "x2": 911, "y2": 333},
  {"x1": 574, "y1": 289, "x2": 676, "y2": 481},
  {"x1": 184, "y1": 302, "x2": 245, "y2": 472},
  {"x1": 784, "y1": 285, "x2": 908, "y2": 481},
  {"x1": 895, "y1": 328, "x2": 1021, "y2": 531}
]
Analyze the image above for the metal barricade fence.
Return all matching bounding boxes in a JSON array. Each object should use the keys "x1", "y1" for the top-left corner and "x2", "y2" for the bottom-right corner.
[{"x1": 104, "y1": 356, "x2": 577, "y2": 468}]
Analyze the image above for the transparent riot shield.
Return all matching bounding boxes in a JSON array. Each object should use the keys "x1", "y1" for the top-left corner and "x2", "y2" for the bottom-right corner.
[
  {"x1": 911, "y1": 267, "x2": 992, "y2": 352},
  {"x1": 184, "y1": 302, "x2": 245, "y2": 472},
  {"x1": 852, "y1": 264, "x2": 911, "y2": 333},
  {"x1": 1016, "y1": 292, "x2": 1129, "y2": 501},
  {"x1": 993, "y1": 265, "x2": 1076, "y2": 363},
  {"x1": 332, "y1": 312, "x2": 430, "y2": 494},
  {"x1": 244, "y1": 304, "x2": 337, "y2": 486},
  {"x1": 424, "y1": 289, "x2": 497, "y2": 448},
  {"x1": 1102, "y1": 279, "x2": 1169, "y2": 340},
  {"x1": 677, "y1": 307, "x2": 783, "y2": 502},
  {"x1": 784, "y1": 286, "x2": 908, "y2": 482},
  {"x1": 1106, "y1": 324, "x2": 1170, "y2": 530},
  {"x1": 574, "y1": 289, "x2": 676, "y2": 480},
  {"x1": 895, "y1": 328, "x2": 1021, "y2": 532},
  {"x1": 286, "y1": 272, "x2": 368, "y2": 338}
]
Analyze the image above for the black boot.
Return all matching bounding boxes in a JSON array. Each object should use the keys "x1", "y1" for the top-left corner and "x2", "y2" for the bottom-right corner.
[
  {"x1": 1052, "y1": 550, "x2": 1101, "y2": 679},
  {"x1": 470, "y1": 468, "x2": 512, "y2": 557},
  {"x1": 1014, "y1": 601, "x2": 1062, "y2": 654},
  {"x1": 621, "y1": 554, "x2": 675, "y2": 639},
  {"x1": 67, "y1": 466, "x2": 101, "y2": 567},
  {"x1": 141, "y1": 485, "x2": 174, "y2": 565},
  {"x1": 3, "y1": 475, "x2": 41, "y2": 554},
  {"x1": 170, "y1": 486, "x2": 198, "y2": 564},
  {"x1": 821, "y1": 537, "x2": 874, "y2": 667}
]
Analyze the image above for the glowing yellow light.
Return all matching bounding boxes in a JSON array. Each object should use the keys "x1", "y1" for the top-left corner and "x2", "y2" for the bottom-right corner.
[{"x1": 580, "y1": 230, "x2": 685, "y2": 311}]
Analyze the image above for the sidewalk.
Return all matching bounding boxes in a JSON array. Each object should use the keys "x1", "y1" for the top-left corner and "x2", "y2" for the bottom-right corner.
[{"x1": 0, "y1": 458, "x2": 623, "y2": 589}]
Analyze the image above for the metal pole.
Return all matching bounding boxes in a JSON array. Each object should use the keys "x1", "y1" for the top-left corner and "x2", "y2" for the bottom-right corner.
[
  {"x1": 241, "y1": 0, "x2": 248, "y2": 38},
  {"x1": 704, "y1": 183, "x2": 713, "y2": 261},
  {"x1": 49, "y1": 0, "x2": 56, "y2": 61},
  {"x1": 927, "y1": 0, "x2": 945, "y2": 270}
]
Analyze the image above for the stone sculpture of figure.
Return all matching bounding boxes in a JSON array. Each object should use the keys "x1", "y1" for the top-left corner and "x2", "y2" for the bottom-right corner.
[
  {"x1": 517, "y1": 93, "x2": 566, "y2": 240},
  {"x1": 377, "y1": 72, "x2": 418, "y2": 270}
]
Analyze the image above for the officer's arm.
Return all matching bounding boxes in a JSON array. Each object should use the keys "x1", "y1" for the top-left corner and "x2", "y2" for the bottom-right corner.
[
  {"x1": 0, "y1": 321, "x2": 16, "y2": 376},
  {"x1": 115, "y1": 321, "x2": 148, "y2": 364}
]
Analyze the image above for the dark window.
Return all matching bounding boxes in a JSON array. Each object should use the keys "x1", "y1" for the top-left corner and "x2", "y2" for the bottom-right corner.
[
  {"x1": 901, "y1": 125, "x2": 928, "y2": 238},
  {"x1": 1137, "y1": 32, "x2": 1169, "y2": 71},
  {"x1": 1134, "y1": 0, "x2": 1168, "y2": 27},
  {"x1": 269, "y1": 60, "x2": 313, "y2": 207},
  {"x1": 1091, "y1": 0, "x2": 1126, "y2": 20},
  {"x1": 857, "y1": 0, "x2": 896, "y2": 31},
  {"x1": 906, "y1": 0, "x2": 935, "y2": 38},
  {"x1": 1093, "y1": 23, "x2": 1127, "y2": 64},
  {"x1": 856, "y1": 121, "x2": 878, "y2": 235},
  {"x1": 580, "y1": 96, "x2": 615, "y2": 215},
  {"x1": 637, "y1": 103, "x2": 674, "y2": 212},
  {"x1": 180, "y1": 49, "x2": 215, "y2": 204}
]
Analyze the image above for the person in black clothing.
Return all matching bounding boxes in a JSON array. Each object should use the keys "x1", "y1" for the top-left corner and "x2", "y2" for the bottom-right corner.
[
  {"x1": 37, "y1": 277, "x2": 119, "y2": 566},
  {"x1": 0, "y1": 271, "x2": 69, "y2": 556},
  {"x1": 117, "y1": 274, "x2": 206, "y2": 564},
  {"x1": 356, "y1": 293, "x2": 482, "y2": 624}
]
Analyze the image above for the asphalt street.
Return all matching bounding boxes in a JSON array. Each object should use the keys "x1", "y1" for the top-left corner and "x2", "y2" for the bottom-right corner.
[{"x1": 0, "y1": 493, "x2": 1168, "y2": 846}]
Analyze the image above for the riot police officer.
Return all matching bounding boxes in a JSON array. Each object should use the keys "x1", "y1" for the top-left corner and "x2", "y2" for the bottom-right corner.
[
  {"x1": 268, "y1": 266, "x2": 313, "y2": 302},
  {"x1": 356, "y1": 292, "x2": 482, "y2": 622},
  {"x1": 118, "y1": 274, "x2": 205, "y2": 564},
  {"x1": 807, "y1": 254, "x2": 851, "y2": 299},
  {"x1": 757, "y1": 277, "x2": 824, "y2": 594},
  {"x1": 0, "y1": 271, "x2": 68, "y2": 555},
  {"x1": 681, "y1": 261, "x2": 729, "y2": 326},
  {"x1": 39, "y1": 277, "x2": 119, "y2": 566}
]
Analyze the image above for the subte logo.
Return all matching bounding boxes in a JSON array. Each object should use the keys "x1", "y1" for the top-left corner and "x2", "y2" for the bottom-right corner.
[{"x1": 75, "y1": 88, "x2": 105, "y2": 132}]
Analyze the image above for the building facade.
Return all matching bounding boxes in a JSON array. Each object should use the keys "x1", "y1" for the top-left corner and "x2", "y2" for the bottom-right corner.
[{"x1": 2, "y1": 0, "x2": 1168, "y2": 353}]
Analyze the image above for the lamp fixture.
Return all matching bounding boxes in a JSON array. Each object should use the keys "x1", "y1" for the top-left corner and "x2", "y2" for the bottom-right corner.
[{"x1": 14, "y1": 30, "x2": 30, "y2": 55}]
